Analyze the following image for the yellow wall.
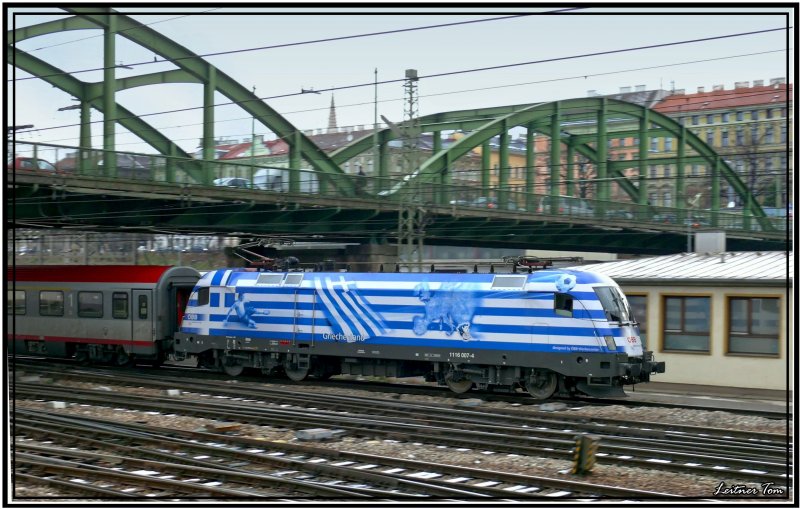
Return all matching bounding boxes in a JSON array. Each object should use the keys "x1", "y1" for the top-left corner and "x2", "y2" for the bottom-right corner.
[{"x1": 621, "y1": 284, "x2": 791, "y2": 391}]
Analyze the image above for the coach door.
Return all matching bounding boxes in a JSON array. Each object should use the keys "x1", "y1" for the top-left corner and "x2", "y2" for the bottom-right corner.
[{"x1": 132, "y1": 289, "x2": 154, "y2": 342}]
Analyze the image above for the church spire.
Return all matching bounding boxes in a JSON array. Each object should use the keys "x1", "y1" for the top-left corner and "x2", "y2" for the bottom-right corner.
[{"x1": 327, "y1": 94, "x2": 338, "y2": 133}]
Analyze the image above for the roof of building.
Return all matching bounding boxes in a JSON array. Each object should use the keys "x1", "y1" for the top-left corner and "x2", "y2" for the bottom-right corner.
[
  {"x1": 653, "y1": 82, "x2": 791, "y2": 114},
  {"x1": 572, "y1": 251, "x2": 791, "y2": 284}
]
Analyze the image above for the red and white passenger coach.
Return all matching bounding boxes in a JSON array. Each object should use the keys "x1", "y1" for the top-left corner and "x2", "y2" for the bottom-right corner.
[{"x1": 7, "y1": 265, "x2": 200, "y2": 365}]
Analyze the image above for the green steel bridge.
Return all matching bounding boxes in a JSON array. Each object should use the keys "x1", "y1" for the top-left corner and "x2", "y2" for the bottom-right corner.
[{"x1": 8, "y1": 8, "x2": 790, "y2": 255}]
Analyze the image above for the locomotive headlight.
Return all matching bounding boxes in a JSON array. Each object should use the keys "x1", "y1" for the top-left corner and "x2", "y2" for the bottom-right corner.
[{"x1": 604, "y1": 335, "x2": 616, "y2": 350}]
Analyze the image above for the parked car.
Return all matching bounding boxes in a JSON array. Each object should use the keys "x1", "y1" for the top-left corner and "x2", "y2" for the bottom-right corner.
[
  {"x1": 253, "y1": 168, "x2": 318, "y2": 193},
  {"x1": 213, "y1": 177, "x2": 251, "y2": 188},
  {"x1": 471, "y1": 196, "x2": 524, "y2": 211},
  {"x1": 536, "y1": 196, "x2": 594, "y2": 216},
  {"x1": 7, "y1": 156, "x2": 57, "y2": 173}
]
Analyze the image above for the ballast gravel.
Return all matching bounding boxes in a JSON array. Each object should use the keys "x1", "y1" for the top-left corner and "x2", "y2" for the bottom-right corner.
[{"x1": 11, "y1": 378, "x2": 791, "y2": 501}]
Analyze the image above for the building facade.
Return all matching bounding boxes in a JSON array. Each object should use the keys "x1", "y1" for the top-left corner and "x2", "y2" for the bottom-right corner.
[{"x1": 575, "y1": 251, "x2": 792, "y2": 391}]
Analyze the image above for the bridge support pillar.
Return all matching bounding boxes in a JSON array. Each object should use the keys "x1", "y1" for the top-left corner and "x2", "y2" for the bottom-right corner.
[{"x1": 103, "y1": 13, "x2": 117, "y2": 178}]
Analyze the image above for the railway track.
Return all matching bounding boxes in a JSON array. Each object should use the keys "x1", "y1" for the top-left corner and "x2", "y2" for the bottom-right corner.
[
  {"x1": 10, "y1": 357, "x2": 790, "y2": 419},
  {"x1": 15, "y1": 409, "x2": 676, "y2": 499},
  {"x1": 10, "y1": 364, "x2": 792, "y2": 491}
]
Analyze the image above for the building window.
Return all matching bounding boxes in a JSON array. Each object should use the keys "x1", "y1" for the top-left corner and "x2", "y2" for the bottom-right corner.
[
  {"x1": 721, "y1": 131, "x2": 729, "y2": 147},
  {"x1": 649, "y1": 165, "x2": 657, "y2": 178},
  {"x1": 728, "y1": 297, "x2": 779, "y2": 355},
  {"x1": 39, "y1": 291, "x2": 64, "y2": 317},
  {"x1": 736, "y1": 111, "x2": 744, "y2": 122},
  {"x1": 691, "y1": 115, "x2": 699, "y2": 125},
  {"x1": 627, "y1": 295, "x2": 647, "y2": 348},
  {"x1": 706, "y1": 130, "x2": 714, "y2": 145},
  {"x1": 765, "y1": 126, "x2": 774, "y2": 144},
  {"x1": 751, "y1": 110, "x2": 759, "y2": 121},
  {"x1": 650, "y1": 139, "x2": 658, "y2": 152},
  {"x1": 691, "y1": 164, "x2": 700, "y2": 176},
  {"x1": 663, "y1": 191, "x2": 672, "y2": 207},
  {"x1": 665, "y1": 138, "x2": 673, "y2": 151},
  {"x1": 765, "y1": 108, "x2": 773, "y2": 119},
  {"x1": 722, "y1": 112, "x2": 730, "y2": 122},
  {"x1": 706, "y1": 114, "x2": 714, "y2": 124},
  {"x1": 736, "y1": 129, "x2": 744, "y2": 146},
  {"x1": 78, "y1": 291, "x2": 103, "y2": 318},
  {"x1": 8, "y1": 290, "x2": 25, "y2": 315},
  {"x1": 750, "y1": 125, "x2": 759, "y2": 143},
  {"x1": 781, "y1": 125, "x2": 787, "y2": 143},
  {"x1": 113, "y1": 292, "x2": 129, "y2": 319},
  {"x1": 663, "y1": 166, "x2": 671, "y2": 178},
  {"x1": 663, "y1": 296, "x2": 710, "y2": 352}
]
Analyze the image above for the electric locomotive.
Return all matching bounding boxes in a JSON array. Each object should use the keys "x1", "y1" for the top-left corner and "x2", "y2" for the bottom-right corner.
[{"x1": 175, "y1": 268, "x2": 665, "y2": 398}]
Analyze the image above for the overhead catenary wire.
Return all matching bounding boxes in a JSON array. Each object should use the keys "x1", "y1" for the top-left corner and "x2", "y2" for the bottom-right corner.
[
  {"x1": 10, "y1": 26, "x2": 791, "y2": 137},
  {"x1": 25, "y1": 47, "x2": 791, "y2": 147},
  {"x1": 10, "y1": 13, "x2": 551, "y2": 82}
]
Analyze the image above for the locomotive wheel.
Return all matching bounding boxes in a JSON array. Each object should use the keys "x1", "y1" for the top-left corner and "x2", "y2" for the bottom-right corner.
[
  {"x1": 284, "y1": 363, "x2": 309, "y2": 382},
  {"x1": 445, "y1": 373, "x2": 473, "y2": 394},
  {"x1": 221, "y1": 354, "x2": 244, "y2": 377},
  {"x1": 525, "y1": 371, "x2": 558, "y2": 400}
]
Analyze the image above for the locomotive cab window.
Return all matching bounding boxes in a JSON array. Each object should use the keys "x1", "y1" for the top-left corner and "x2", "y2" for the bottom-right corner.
[
  {"x1": 39, "y1": 291, "x2": 64, "y2": 316},
  {"x1": 112, "y1": 292, "x2": 129, "y2": 319},
  {"x1": 197, "y1": 287, "x2": 210, "y2": 306},
  {"x1": 78, "y1": 292, "x2": 103, "y2": 318},
  {"x1": 554, "y1": 293, "x2": 573, "y2": 318},
  {"x1": 8, "y1": 290, "x2": 25, "y2": 315}
]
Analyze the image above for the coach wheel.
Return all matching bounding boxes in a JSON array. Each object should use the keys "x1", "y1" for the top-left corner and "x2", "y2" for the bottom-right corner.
[
  {"x1": 221, "y1": 354, "x2": 244, "y2": 377},
  {"x1": 445, "y1": 372, "x2": 473, "y2": 394},
  {"x1": 115, "y1": 349, "x2": 133, "y2": 367},
  {"x1": 525, "y1": 371, "x2": 558, "y2": 400},
  {"x1": 75, "y1": 351, "x2": 91, "y2": 366}
]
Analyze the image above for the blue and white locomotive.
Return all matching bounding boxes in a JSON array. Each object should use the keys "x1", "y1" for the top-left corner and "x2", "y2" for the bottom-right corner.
[{"x1": 174, "y1": 268, "x2": 665, "y2": 399}]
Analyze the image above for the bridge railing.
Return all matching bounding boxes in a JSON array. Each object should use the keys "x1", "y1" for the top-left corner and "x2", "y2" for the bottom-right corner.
[{"x1": 8, "y1": 141, "x2": 787, "y2": 235}]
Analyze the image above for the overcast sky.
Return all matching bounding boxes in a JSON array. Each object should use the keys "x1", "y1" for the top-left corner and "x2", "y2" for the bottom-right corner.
[{"x1": 7, "y1": 4, "x2": 793, "y2": 156}]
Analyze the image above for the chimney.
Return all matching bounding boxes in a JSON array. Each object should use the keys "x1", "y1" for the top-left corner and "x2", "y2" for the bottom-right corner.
[
  {"x1": 635, "y1": 84, "x2": 646, "y2": 92},
  {"x1": 753, "y1": 79, "x2": 764, "y2": 87},
  {"x1": 697, "y1": 86, "x2": 705, "y2": 93},
  {"x1": 619, "y1": 86, "x2": 631, "y2": 93},
  {"x1": 673, "y1": 89, "x2": 685, "y2": 95},
  {"x1": 712, "y1": 84, "x2": 724, "y2": 91},
  {"x1": 770, "y1": 77, "x2": 786, "y2": 85},
  {"x1": 734, "y1": 81, "x2": 750, "y2": 89}
]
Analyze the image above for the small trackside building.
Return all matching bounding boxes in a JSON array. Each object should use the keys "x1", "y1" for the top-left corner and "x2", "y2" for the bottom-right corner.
[{"x1": 572, "y1": 251, "x2": 792, "y2": 391}]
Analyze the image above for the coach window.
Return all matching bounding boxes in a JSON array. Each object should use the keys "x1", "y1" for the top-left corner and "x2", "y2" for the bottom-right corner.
[
  {"x1": 663, "y1": 296, "x2": 710, "y2": 352},
  {"x1": 138, "y1": 295, "x2": 149, "y2": 319},
  {"x1": 8, "y1": 290, "x2": 26, "y2": 315},
  {"x1": 78, "y1": 292, "x2": 104, "y2": 318},
  {"x1": 727, "y1": 297, "x2": 779, "y2": 356},
  {"x1": 39, "y1": 291, "x2": 64, "y2": 316},
  {"x1": 112, "y1": 292, "x2": 129, "y2": 319},
  {"x1": 627, "y1": 294, "x2": 647, "y2": 348}
]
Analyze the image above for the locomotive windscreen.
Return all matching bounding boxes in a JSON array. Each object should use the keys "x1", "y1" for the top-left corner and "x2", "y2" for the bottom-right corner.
[{"x1": 594, "y1": 286, "x2": 632, "y2": 324}]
